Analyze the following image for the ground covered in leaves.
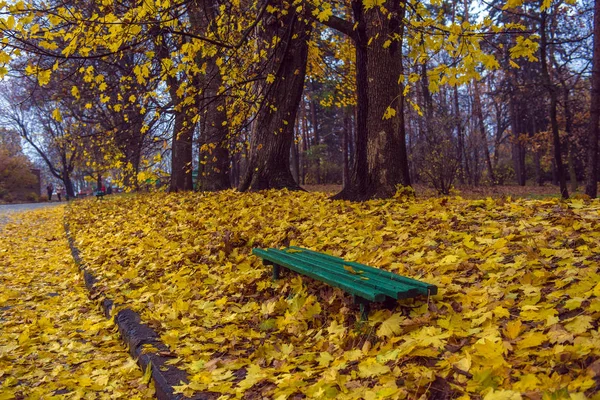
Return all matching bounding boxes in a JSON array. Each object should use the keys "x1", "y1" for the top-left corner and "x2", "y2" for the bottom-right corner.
[
  {"x1": 0, "y1": 208, "x2": 154, "y2": 399},
  {"x1": 67, "y1": 191, "x2": 600, "y2": 399}
]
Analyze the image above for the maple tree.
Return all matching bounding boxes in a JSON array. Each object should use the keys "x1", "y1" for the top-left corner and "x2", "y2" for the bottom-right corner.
[
  {"x1": 0, "y1": 0, "x2": 596, "y2": 199},
  {"x1": 0, "y1": 129, "x2": 37, "y2": 200}
]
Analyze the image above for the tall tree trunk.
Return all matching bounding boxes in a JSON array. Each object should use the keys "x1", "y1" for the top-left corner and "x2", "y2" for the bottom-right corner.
[
  {"x1": 332, "y1": 0, "x2": 410, "y2": 200},
  {"x1": 563, "y1": 86, "x2": 578, "y2": 192},
  {"x1": 309, "y1": 82, "x2": 321, "y2": 184},
  {"x1": 331, "y1": 1, "x2": 369, "y2": 200},
  {"x1": 510, "y1": 94, "x2": 526, "y2": 186},
  {"x1": 185, "y1": 0, "x2": 230, "y2": 191},
  {"x1": 473, "y1": 81, "x2": 495, "y2": 184},
  {"x1": 540, "y1": 10, "x2": 568, "y2": 198},
  {"x1": 586, "y1": 0, "x2": 600, "y2": 197},
  {"x1": 529, "y1": 115, "x2": 544, "y2": 186},
  {"x1": 117, "y1": 118, "x2": 144, "y2": 190},
  {"x1": 290, "y1": 128, "x2": 300, "y2": 184},
  {"x1": 301, "y1": 103, "x2": 309, "y2": 185},
  {"x1": 239, "y1": 8, "x2": 310, "y2": 191},
  {"x1": 454, "y1": 86, "x2": 465, "y2": 184},
  {"x1": 197, "y1": 62, "x2": 230, "y2": 191},
  {"x1": 156, "y1": 30, "x2": 197, "y2": 193},
  {"x1": 369, "y1": 0, "x2": 410, "y2": 196},
  {"x1": 169, "y1": 110, "x2": 195, "y2": 192},
  {"x1": 343, "y1": 110, "x2": 350, "y2": 187},
  {"x1": 61, "y1": 162, "x2": 75, "y2": 199}
]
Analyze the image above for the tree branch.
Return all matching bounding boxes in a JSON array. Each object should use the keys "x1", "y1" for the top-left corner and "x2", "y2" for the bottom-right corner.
[{"x1": 321, "y1": 15, "x2": 355, "y2": 40}]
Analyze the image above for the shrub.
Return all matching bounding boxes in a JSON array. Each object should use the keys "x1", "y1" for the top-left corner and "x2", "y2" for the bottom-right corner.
[{"x1": 26, "y1": 192, "x2": 39, "y2": 202}]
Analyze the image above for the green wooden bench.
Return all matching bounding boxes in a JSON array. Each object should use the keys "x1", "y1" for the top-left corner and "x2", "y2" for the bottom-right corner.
[
  {"x1": 95, "y1": 190, "x2": 105, "y2": 200},
  {"x1": 252, "y1": 246, "x2": 437, "y2": 320}
]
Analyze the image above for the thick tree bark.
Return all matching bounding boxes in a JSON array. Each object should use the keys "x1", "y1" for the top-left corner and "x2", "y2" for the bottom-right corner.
[
  {"x1": 119, "y1": 119, "x2": 144, "y2": 190},
  {"x1": 185, "y1": 0, "x2": 230, "y2": 192},
  {"x1": 165, "y1": 78, "x2": 195, "y2": 192},
  {"x1": 331, "y1": 0, "x2": 410, "y2": 200},
  {"x1": 238, "y1": 8, "x2": 310, "y2": 191},
  {"x1": 197, "y1": 61, "x2": 230, "y2": 191},
  {"x1": 157, "y1": 31, "x2": 197, "y2": 193},
  {"x1": 63, "y1": 174, "x2": 75, "y2": 200},
  {"x1": 169, "y1": 110, "x2": 195, "y2": 192},
  {"x1": 586, "y1": 0, "x2": 600, "y2": 197}
]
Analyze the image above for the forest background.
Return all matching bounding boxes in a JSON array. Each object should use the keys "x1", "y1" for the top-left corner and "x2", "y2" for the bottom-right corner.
[{"x1": 0, "y1": 0, "x2": 597, "y2": 201}]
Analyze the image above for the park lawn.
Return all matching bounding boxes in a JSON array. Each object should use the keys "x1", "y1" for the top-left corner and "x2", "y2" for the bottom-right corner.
[
  {"x1": 67, "y1": 191, "x2": 600, "y2": 399},
  {"x1": 0, "y1": 208, "x2": 154, "y2": 399}
]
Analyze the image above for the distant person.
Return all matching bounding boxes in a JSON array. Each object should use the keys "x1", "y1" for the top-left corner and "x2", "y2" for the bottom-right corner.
[
  {"x1": 57, "y1": 187, "x2": 65, "y2": 201},
  {"x1": 106, "y1": 186, "x2": 113, "y2": 195},
  {"x1": 46, "y1": 184, "x2": 53, "y2": 201}
]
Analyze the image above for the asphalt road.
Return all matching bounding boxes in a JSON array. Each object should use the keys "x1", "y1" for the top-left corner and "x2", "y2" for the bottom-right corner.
[{"x1": 0, "y1": 202, "x2": 62, "y2": 227}]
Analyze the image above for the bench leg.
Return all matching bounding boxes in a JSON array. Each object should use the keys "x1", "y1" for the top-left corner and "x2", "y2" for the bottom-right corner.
[{"x1": 353, "y1": 296, "x2": 371, "y2": 321}]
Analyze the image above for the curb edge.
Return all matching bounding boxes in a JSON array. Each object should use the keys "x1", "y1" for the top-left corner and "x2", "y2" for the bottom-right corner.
[{"x1": 63, "y1": 220, "x2": 208, "y2": 400}]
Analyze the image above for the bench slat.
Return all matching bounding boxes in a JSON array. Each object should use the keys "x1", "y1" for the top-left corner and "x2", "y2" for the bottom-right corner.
[
  {"x1": 270, "y1": 249, "x2": 422, "y2": 299},
  {"x1": 253, "y1": 248, "x2": 387, "y2": 302},
  {"x1": 288, "y1": 246, "x2": 437, "y2": 295}
]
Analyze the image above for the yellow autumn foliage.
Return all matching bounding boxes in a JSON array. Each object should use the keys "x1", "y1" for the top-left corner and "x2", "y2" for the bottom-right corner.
[
  {"x1": 63, "y1": 191, "x2": 600, "y2": 399},
  {"x1": 0, "y1": 208, "x2": 154, "y2": 399}
]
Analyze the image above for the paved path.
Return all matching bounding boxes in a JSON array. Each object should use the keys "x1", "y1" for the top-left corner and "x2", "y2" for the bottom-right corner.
[
  {"x1": 0, "y1": 202, "x2": 62, "y2": 226},
  {"x1": 0, "y1": 206, "x2": 152, "y2": 398}
]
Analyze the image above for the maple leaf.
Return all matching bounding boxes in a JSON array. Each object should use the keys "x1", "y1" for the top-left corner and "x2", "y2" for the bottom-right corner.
[
  {"x1": 343, "y1": 265, "x2": 363, "y2": 274},
  {"x1": 517, "y1": 332, "x2": 547, "y2": 349},
  {"x1": 564, "y1": 315, "x2": 593, "y2": 334},
  {"x1": 484, "y1": 389, "x2": 522, "y2": 400},
  {"x1": 376, "y1": 313, "x2": 404, "y2": 338},
  {"x1": 357, "y1": 358, "x2": 390, "y2": 378},
  {"x1": 503, "y1": 320, "x2": 522, "y2": 340}
]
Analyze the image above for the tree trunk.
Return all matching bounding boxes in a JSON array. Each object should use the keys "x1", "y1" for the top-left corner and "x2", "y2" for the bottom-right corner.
[
  {"x1": 563, "y1": 86, "x2": 578, "y2": 192},
  {"x1": 473, "y1": 81, "x2": 495, "y2": 184},
  {"x1": 510, "y1": 94, "x2": 526, "y2": 186},
  {"x1": 540, "y1": 10, "x2": 568, "y2": 198},
  {"x1": 342, "y1": 110, "x2": 350, "y2": 187},
  {"x1": 586, "y1": 0, "x2": 600, "y2": 197},
  {"x1": 117, "y1": 119, "x2": 144, "y2": 190},
  {"x1": 454, "y1": 86, "x2": 465, "y2": 184},
  {"x1": 169, "y1": 110, "x2": 195, "y2": 192},
  {"x1": 239, "y1": 8, "x2": 309, "y2": 191},
  {"x1": 332, "y1": 0, "x2": 410, "y2": 200},
  {"x1": 309, "y1": 82, "x2": 321, "y2": 184},
  {"x1": 301, "y1": 103, "x2": 308, "y2": 185},
  {"x1": 61, "y1": 164, "x2": 75, "y2": 199},
  {"x1": 197, "y1": 61, "x2": 230, "y2": 191},
  {"x1": 290, "y1": 131, "x2": 300, "y2": 184}
]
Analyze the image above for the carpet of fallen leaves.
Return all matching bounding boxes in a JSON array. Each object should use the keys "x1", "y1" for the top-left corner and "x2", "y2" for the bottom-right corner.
[
  {"x1": 67, "y1": 191, "x2": 600, "y2": 400},
  {"x1": 0, "y1": 208, "x2": 154, "y2": 399}
]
